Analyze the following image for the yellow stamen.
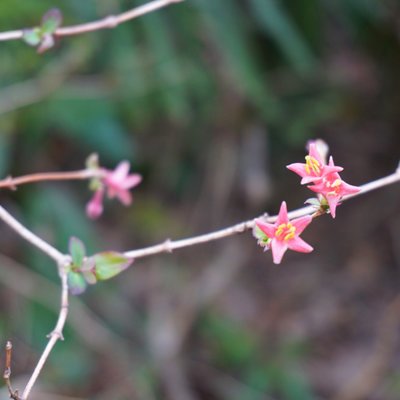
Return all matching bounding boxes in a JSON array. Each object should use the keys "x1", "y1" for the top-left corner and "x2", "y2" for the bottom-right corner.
[
  {"x1": 305, "y1": 155, "x2": 321, "y2": 175},
  {"x1": 275, "y1": 223, "x2": 296, "y2": 241}
]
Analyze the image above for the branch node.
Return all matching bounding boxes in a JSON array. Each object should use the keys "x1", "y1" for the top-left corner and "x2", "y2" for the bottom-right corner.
[
  {"x1": 104, "y1": 15, "x2": 119, "y2": 28},
  {"x1": 3, "y1": 341, "x2": 21, "y2": 400},
  {"x1": 164, "y1": 239, "x2": 173, "y2": 253},
  {"x1": 5, "y1": 176, "x2": 17, "y2": 191},
  {"x1": 47, "y1": 330, "x2": 65, "y2": 341}
]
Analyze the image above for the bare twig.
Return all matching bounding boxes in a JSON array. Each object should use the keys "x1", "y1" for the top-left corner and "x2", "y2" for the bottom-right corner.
[
  {"x1": 0, "y1": 205, "x2": 72, "y2": 399},
  {"x1": 0, "y1": 169, "x2": 101, "y2": 190},
  {"x1": 21, "y1": 263, "x2": 70, "y2": 400},
  {"x1": 3, "y1": 341, "x2": 21, "y2": 400},
  {"x1": 0, "y1": 0, "x2": 184, "y2": 42},
  {"x1": 0, "y1": 164, "x2": 397, "y2": 400},
  {"x1": 0, "y1": 206, "x2": 65, "y2": 263},
  {"x1": 124, "y1": 167, "x2": 400, "y2": 259}
]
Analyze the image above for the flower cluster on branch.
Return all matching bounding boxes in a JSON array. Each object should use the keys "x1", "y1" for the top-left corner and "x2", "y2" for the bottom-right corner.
[{"x1": 254, "y1": 141, "x2": 360, "y2": 264}]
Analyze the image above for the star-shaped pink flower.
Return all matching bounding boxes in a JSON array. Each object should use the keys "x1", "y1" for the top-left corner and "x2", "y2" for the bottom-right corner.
[
  {"x1": 86, "y1": 161, "x2": 142, "y2": 219},
  {"x1": 287, "y1": 142, "x2": 343, "y2": 184},
  {"x1": 255, "y1": 201, "x2": 313, "y2": 264},
  {"x1": 308, "y1": 159, "x2": 360, "y2": 218},
  {"x1": 103, "y1": 161, "x2": 142, "y2": 206}
]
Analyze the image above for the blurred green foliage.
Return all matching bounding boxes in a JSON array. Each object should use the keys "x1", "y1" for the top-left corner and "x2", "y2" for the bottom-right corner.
[{"x1": 1, "y1": 0, "x2": 400, "y2": 398}]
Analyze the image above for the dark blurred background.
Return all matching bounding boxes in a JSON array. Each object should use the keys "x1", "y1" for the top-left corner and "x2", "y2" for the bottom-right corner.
[{"x1": 1, "y1": 0, "x2": 400, "y2": 399}]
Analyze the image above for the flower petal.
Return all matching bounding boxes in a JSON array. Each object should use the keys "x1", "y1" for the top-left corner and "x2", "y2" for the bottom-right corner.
[
  {"x1": 276, "y1": 201, "x2": 289, "y2": 225},
  {"x1": 122, "y1": 173, "x2": 142, "y2": 189},
  {"x1": 116, "y1": 189, "x2": 132, "y2": 206},
  {"x1": 112, "y1": 161, "x2": 130, "y2": 182},
  {"x1": 288, "y1": 237, "x2": 313, "y2": 253},
  {"x1": 255, "y1": 219, "x2": 276, "y2": 238},
  {"x1": 308, "y1": 142, "x2": 324, "y2": 166},
  {"x1": 326, "y1": 196, "x2": 341, "y2": 218},
  {"x1": 286, "y1": 163, "x2": 307, "y2": 178},
  {"x1": 340, "y1": 181, "x2": 360, "y2": 196},
  {"x1": 271, "y1": 239, "x2": 288, "y2": 264},
  {"x1": 291, "y1": 215, "x2": 312, "y2": 235},
  {"x1": 86, "y1": 189, "x2": 104, "y2": 219}
]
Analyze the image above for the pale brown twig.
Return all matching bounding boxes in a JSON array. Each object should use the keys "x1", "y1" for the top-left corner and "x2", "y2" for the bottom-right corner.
[
  {"x1": 0, "y1": 164, "x2": 397, "y2": 399},
  {"x1": 0, "y1": 169, "x2": 101, "y2": 190},
  {"x1": 3, "y1": 341, "x2": 20, "y2": 400},
  {"x1": 0, "y1": 0, "x2": 184, "y2": 42},
  {"x1": 21, "y1": 263, "x2": 70, "y2": 400},
  {"x1": 124, "y1": 166, "x2": 400, "y2": 259},
  {"x1": 0, "y1": 207, "x2": 70, "y2": 399}
]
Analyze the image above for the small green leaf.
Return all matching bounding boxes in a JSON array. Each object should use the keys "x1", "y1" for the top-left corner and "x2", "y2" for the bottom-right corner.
[
  {"x1": 92, "y1": 252, "x2": 133, "y2": 281},
  {"x1": 41, "y1": 8, "x2": 63, "y2": 34},
  {"x1": 80, "y1": 258, "x2": 97, "y2": 285},
  {"x1": 67, "y1": 271, "x2": 87, "y2": 295},
  {"x1": 304, "y1": 198, "x2": 321, "y2": 208},
  {"x1": 253, "y1": 224, "x2": 271, "y2": 249},
  {"x1": 37, "y1": 34, "x2": 55, "y2": 53},
  {"x1": 69, "y1": 237, "x2": 86, "y2": 267},
  {"x1": 86, "y1": 153, "x2": 99, "y2": 170},
  {"x1": 22, "y1": 28, "x2": 42, "y2": 46}
]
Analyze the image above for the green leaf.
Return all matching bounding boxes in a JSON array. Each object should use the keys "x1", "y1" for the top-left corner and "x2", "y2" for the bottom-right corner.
[
  {"x1": 80, "y1": 258, "x2": 97, "y2": 285},
  {"x1": 304, "y1": 198, "x2": 321, "y2": 208},
  {"x1": 22, "y1": 28, "x2": 42, "y2": 46},
  {"x1": 252, "y1": 224, "x2": 271, "y2": 247},
  {"x1": 67, "y1": 271, "x2": 87, "y2": 295},
  {"x1": 37, "y1": 33, "x2": 55, "y2": 53},
  {"x1": 92, "y1": 252, "x2": 133, "y2": 281},
  {"x1": 41, "y1": 8, "x2": 62, "y2": 34},
  {"x1": 69, "y1": 237, "x2": 86, "y2": 267}
]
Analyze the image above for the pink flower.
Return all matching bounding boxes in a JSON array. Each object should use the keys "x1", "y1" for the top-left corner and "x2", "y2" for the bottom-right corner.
[
  {"x1": 103, "y1": 161, "x2": 142, "y2": 206},
  {"x1": 287, "y1": 142, "x2": 343, "y2": 184},
  {"x1": 255, "y1": 201, "x2": 313, "y2": 264},
  {"x1": 86, "y1": 161, "x2": 142, "y2": 219},
  {"x1": 308, "y1": 158, "x2": 360, "y2": 218},
  {"x1": 86, "y1": 189, "x2": 104, "y2": 219}
]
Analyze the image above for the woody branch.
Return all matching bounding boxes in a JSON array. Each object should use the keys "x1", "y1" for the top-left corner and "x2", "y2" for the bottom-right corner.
[
  {"x1": 0, "y1": 0, "x2": 184, "y2": 42},
  {"x1": 0, "y1": 163, "x2": 398, "y2": 398}
]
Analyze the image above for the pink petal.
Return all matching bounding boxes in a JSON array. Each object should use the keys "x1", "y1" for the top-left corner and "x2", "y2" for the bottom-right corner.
[
  {"x1": 122, "y1": 173, "x2": 142, "y2": 189},
  {"x1": 255, "y1": 219, "x2": 276, "y2": 238},
  {"x1": 300, "y1": 175, "x2": 322, "y2": 184},
  {"x1": 112, "y1": 161, "x2": 130, "y2": 182},
  {"x1": 326, "y1": 196, "x2": 341, "y2": 218},
  {"x1": 271, "y1": 239, "x2": 288, "y2": 264},
  {"x1": 107, "y1": 186, "x2": 117, "y2": 199},
  {"x1": 276, "y1": 201, "x2": 289, "y2": 225},
  {"x1": 323, "y1": 164, "x2": 343, "y2": 175},
  {"x1": 286, "y1": 163, "x2": 307, "y2": 178},
  {"x1": 288, "y1": 237, "x2": 313, "y2": 253},
  {"x1": 291, "y1": 215, "x2": 313, "y2": 235},
  {"x1": 308, "y1": 142, "x2": 324, "y2": 166},
  {"x1": 116, "y1": 189, "x2": 132, "y2": 206},
  {"x1": 340, "y1": 181, "x2": 360, "y2": 196},
  {"x1": 86, "y1": 189, "x2": 104, "y2": 219},
  {"x1": 307, "y1": 183, "x2": 324, "y2": 194}
]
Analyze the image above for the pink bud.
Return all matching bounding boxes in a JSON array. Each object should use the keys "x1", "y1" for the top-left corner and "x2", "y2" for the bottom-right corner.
[{"x1": 86, "y1": 189, "x2": 104, "y2": 219}]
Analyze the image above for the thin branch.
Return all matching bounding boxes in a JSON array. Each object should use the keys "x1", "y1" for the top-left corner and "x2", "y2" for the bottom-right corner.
[
  {"x1": 0, "y1": 169, "x2": 101, "y2": 190},
  {"x1": 0, "y1": 0, "x2": 184, "y2": 42},
  {"x1": 3, "y1": 341, "x2": 20, "y2": 400},
  {"x1": 21, "y1": 264, "x2": 70, "y2": 400},
  {"x1": 124, "y1": 167, "x2": 400, "y2": 259},
  {"x1": 0, "y1": 206, "x2": 65, "y2": 263}
]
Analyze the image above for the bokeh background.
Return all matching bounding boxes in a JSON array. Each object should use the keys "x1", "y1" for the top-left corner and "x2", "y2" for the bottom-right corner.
[{"x1": 1, "y1": 0, "x2": 400, "y2": 399}]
